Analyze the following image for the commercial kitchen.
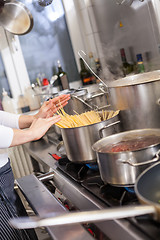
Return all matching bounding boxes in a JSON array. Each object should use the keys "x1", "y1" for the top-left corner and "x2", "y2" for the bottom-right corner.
[{"x1": 1, "y1": 0, "x2": 160, "y2": 239}]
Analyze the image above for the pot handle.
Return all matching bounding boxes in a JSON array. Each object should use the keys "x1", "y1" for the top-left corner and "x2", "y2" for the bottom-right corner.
[
  {"x1": 9, "y1": 205, "x2": 156, "y2": 229},
  {"x1": 120, "y1": 149, "x2": 160, "y2": 167},
  {"x1": 99, "y1": 121, "x2": 120, "y2": 138}
]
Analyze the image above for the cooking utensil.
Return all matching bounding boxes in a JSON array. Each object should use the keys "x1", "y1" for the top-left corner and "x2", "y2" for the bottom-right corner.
[
  {"x1": 108, "y1": 70, "x2": 160, "y2": 131},
  {"x1": 0, "y1": 0, "x2": 33, "y2": 35},
  {"x1": 9, "y1": 162, "x2": 160, "y2": 229},
  {"x1": 61, "y1": 112, "x2": 121, "y2": 163},
  {"x1": 92, "y1": 128, "x2": 160, "y2": 186}
]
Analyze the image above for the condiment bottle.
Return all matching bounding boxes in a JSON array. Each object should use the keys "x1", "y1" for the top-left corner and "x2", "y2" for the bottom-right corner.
[
  {"x1": 79, "y1": 58, "x2": 93, "y2": 85},
  {"x1": 136, "y1": 53, "x2": 145, "y2": 73},
  {"x1": 2, "y1": 88, "x2": 15, "y2": 113},
  {"x1": 18, "y1": 95, "x2": 30, "y2": 113},
  {"x1": 24, "y1": 86, "x2": 40, "y2": 111},
  {"x1": 57, "y1": 60, "x2": 70, "y2": 90}
]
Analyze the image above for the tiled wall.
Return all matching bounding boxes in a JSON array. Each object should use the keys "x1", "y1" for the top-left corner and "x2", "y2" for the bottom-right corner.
[{"x1": 63, "y1": 0, "x2": 104, "y2": 72}]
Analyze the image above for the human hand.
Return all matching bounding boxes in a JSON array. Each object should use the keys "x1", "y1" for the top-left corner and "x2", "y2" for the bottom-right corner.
[
  {"x1": 11, "y1": 115, "x2": 61, "y2": 147},
  {"x1": 35, "y1": 94, "x2": 70, "y2": 119},
  {"x1": 29, "y1": 115, "x2": 61, "y2": 141}
]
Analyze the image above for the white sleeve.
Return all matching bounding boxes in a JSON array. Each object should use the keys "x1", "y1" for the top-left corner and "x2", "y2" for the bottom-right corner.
[
  {"x1": 0, "y1": 110, "x2": 20, "y2": 129},
  {"x1": 0, "y1": 125, "x2": 13, "y2": 148}
]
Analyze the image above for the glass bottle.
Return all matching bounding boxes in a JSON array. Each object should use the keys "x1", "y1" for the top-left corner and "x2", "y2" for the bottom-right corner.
[
  {"x1": 57, "y1": 60, "x2": 70, "y2": 90},
  {"x1": 95, "y1": 58, "x2": 101, "y2": 75},
  {"x1": 79, "y1": 58, "x2": 93, "y2": 85},
  {"x1": 120, "y1": 48, "x2": 132, "y2": 77},
  {"x1": 136, "y1": 54, "x2": 145, "y2": 73}
]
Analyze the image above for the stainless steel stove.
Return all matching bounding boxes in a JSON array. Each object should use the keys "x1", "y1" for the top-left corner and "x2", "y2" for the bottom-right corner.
[{"x1": 15, "y1": 133, "x2": 160, "y2": 240}]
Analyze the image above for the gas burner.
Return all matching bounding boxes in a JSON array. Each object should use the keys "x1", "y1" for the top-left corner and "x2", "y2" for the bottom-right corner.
[
  {"x1": 57, "y1": 158, "x2": 99, "y2": 182},
  {"x1": 81, "y1": 176, "x2": 138, "y2": 207}
]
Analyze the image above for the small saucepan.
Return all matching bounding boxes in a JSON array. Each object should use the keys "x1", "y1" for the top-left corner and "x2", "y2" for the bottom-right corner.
[
  {"x1": 0, "y1": 0, "x2": 33, "y2": 35},
  {"x1": 9, "y1": 162, "x2": 160, "y2": 228},
  {"x1": 92, "y1": 128, "x2": 160, "y2": 186}
]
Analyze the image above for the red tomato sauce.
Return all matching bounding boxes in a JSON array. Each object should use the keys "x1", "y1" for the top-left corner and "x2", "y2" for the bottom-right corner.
[{"x1": 99, "y1": 135, "x2": 160, "y2": 153}]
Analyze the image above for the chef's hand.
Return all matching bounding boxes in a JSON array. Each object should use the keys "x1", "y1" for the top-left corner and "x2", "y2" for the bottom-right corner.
[
  {"x1": 11, "y1": 115, "x2": 61, "y2": 147},
  {"x1": 29, "y1": 115, "x2": 61, "y2": 141},
  {"x1": 35, "y1": 94, "x2": 70, "y2": 119},
  {"x1": 18, "y1": 94, "x2": 70, "y2": 129}
]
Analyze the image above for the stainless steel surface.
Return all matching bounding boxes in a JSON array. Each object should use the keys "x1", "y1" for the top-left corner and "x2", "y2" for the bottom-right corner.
[
  {"x1": 92, "y1": 128, "x2": 160, "y2": 186},
  {"x1": 10, "y1": 205, "x2": 156, "y2": 228},
  {"x1": 64, "y1": 89, "x2": 90, "y2": 115},
  {"x1": 68, "y1": 90, "x2": 110, "y2": 113},
  {"x1": 61, "y1": 113, "x2": 121, "y2": 163},
  {"x1": 38, "y1": 171, "x2": 54, "y2": 182},
  {"x1": 0, "y1": 0, "x2": 33, "y2": 35},
  {"x1": 83, "y1": 91, "x2": 110, "y2": 111},
  {"x1": 23, "y1": 139, "x2": 153, "y2": 240},
  {"x1": 108, "y1": 70, "x2": 160, "y2": 130},
  {"x1": 15, "y1": 174, "x2": 94, "y2": 240},
  {"x1": 71, "y1": 95, "x2": 93, "y2": 110}
]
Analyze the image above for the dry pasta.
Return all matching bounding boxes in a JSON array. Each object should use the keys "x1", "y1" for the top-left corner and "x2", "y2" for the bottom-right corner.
[{"x1": 55, "y1": 108, "x2": 120, "y2": 129}]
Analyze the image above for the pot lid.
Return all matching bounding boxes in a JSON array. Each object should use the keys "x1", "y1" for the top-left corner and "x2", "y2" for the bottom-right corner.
[
  {"x1": 0, "y1": 0, "x2": 33, "y2": 35},
  {"x1": 108, "y1": 70, "x2": 160, "y2": 88}
]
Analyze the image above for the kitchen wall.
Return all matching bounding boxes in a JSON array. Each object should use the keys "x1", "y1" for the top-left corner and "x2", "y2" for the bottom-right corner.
[{"x1": 63, "y1": 0, "x2": 160, "y2": 82}]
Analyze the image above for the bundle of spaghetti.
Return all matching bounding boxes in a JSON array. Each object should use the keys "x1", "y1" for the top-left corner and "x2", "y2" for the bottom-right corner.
[
  {"x1": 55, "y1": 110, "x2": 101, "y2": 128},
  {"x1": 55, "y1": 107, "x2": 120, "y2": 128}
]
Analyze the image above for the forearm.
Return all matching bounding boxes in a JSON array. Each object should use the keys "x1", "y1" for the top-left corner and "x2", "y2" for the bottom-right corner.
[
  {"x1": 11, "y1": 115, "x2": 61, "y2": 147},
  {"x1": 11, "y1": 128, "x2": 34, "y2": 147},
  {"x1": 18, "y1": 114, "x2": 35, "y2": 129}
]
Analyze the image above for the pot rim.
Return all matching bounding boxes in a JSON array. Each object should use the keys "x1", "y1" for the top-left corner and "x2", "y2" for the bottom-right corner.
[
  {"x1": 92, "y1": 128, "x2": 160, "y2": 153},
  {"x1": 108, "y1": 70, "x2": 160, "y2": 88}
]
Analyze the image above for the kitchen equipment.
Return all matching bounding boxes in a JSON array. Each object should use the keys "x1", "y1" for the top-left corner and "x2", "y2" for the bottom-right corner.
[
  {"x1": 82, "y1": 91, "x2": 110, "y2": 111},
  {"x1": 9, "y1": 162, "x2": 160, "y2": 228},
  {"x1": 11, "y1": 132, "x2": 160, "y2": 239},
  {"x1": 0, "y1": 0, "x2": 33, "y2": 35},
  {"x1": 61, "y1": 112, "x2": 121, "y2": 163},
  {"x1": 63, "y1": 88, "x2": 90, "y2": 114},
  {"x1": 92, "y1": 128, "x2": 160, "y2": 186},
  {"x1": 64, "y1": 86, "x2": 110, "y2": 115},
  {"x1": 108, "y1": 70, "x2": 160, "y2": 131}
]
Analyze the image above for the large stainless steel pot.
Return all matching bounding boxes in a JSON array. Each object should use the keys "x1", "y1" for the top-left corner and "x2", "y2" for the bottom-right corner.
[
  {"x1": 61, "y1": 113, "x2": 121, "y2": 163},
  {"x1": 92, "y1": 128, "x2": 160, "y2": 186},
  {"x1": 108, "y1": 70, "x2": 160, "y2": 130}
]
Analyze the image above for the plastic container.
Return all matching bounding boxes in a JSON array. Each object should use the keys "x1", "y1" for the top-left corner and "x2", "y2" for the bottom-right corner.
[
  {"x1": 24, "y1": 87, "x2": 40, "y2": 111},
  {"x1": 2, "y1": 88, "x2": 15, "y2": 113},
  {"x1": 18, "y1": 95, "x2": 30, "y2": 113}
]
